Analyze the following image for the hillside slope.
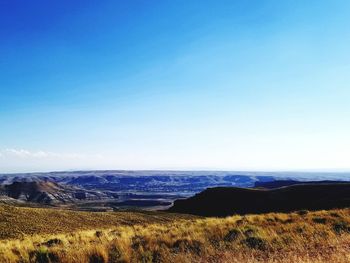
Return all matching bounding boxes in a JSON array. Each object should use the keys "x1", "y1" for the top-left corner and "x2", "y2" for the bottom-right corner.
[
  {"x1": 0, "y1": 181, "x2": 118, "y2": 205},
  {"x1": 1, "y1": 205, "x2": 350, "y2": 262},
  {"x1": 168, "y1": 184, "x2": 350, "y2": 216},
  {"x1": 0, "y1": 204, "x2": 196, "y2": 239}
]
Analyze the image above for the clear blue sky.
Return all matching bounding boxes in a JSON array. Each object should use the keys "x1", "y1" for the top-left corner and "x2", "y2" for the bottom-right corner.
[{"x1": 1, "y1": 1, "x2": 350, "y2": 173}]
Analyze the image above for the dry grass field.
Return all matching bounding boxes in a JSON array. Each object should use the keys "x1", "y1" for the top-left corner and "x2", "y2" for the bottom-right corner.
[{"x1": 1, "y1": 205, "x2": 350, "y2": 262}]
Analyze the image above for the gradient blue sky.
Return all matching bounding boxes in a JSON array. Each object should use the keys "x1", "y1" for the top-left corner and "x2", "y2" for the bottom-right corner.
[{"x1": 1, "y1": 1, "x2": 350, "y2": 173}]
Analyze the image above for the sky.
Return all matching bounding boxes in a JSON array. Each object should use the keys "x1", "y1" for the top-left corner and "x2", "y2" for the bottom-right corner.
[{"x1": 1, "y1": 0, "x2": 350, "y2": 173}]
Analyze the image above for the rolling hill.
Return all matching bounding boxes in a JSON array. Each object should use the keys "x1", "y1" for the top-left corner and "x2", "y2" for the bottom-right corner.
[
  {"x1": 254, "y1": 180, "x2": 350, "y2": 189},
  {"x1": 168, "y1": 184, "x2": 350, "y2": 216}
]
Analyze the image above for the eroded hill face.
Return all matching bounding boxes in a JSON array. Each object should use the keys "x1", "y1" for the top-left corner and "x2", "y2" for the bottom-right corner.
[
  {"x1": 0, "y1": 181, "x2": 118, "y2": 205},
  {"x1": 168, "y1": 184, "x2": 350, "y2": 216}
]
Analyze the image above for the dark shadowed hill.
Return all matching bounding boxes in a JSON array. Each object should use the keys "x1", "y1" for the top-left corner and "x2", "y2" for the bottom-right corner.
[
  {"x1": 254, "y1": 180, "x2": 350, "y2": 189},
  {"x1": 168, "y1": 184, "x2": 350, "y2": 216}
]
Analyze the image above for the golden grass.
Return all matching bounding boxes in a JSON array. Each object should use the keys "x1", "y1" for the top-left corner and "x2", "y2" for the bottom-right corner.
[
  {"x1": 0, "y1": 205, "x2": 196, "y2": 239},
  {"x1": 2, "y1": 205, "x2": 350, "y2": 262}
]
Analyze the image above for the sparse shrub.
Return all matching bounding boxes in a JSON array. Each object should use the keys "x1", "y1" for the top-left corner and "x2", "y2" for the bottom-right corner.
[
  {"x1": 281, "y1": 234, "x2": 293, "y2": 245},
  {"x1": 108, "y1": 245, "x2": 122, "y2": 263},
  {"x1": 312, "y1": 217, "x2": 327, "y2": 224},
  {"x1": 47, "y1": 251, "x2": 60, "y2": 263},
  {"x1": 87, "y1": 247, "x2": 108, "y2": 263},
  {"x1": 109, "y1": 230, "x2": 121, "y2": 237},
  {"x1": 297, "y1": 210, "x2": 309, "y2": 216},
  {"x1": 244, "y1": 228, "x2": 255, "y2": 237},
  {"x1": 224, "y1": 229, "x2": 240, "y2": 242},
  {"x1": 283, "y1": 218, "x2": 294, "y2": 224},
  {"x1": 95, "y1": 231, "x2": 104, "y2": 238},
  {"x1": 89, "y1": 252, "x2": 106, "y2": 263},
  {"x1": 172, "y1": 239, "x2": 203, "y2": 255},
  {"x1": 11, "y1": 248, "x2": 21, "y2": 256},
  {"x1": 270, "y1": 237, "x2": 284, "y2": 249},
  {"x1": 43, "y1": 238, "x2": 62, "y2": 247},
  {"x1": 243, "y1": 237, "x2": 267, "y2": 250},
  {"x1": 332, "y1": 222, "x2": 350, "y2": 235},
  {"x1": 330, "y1": 212, "x2": 341, "y2": 218},
  {"x1": 295, "y1": 226, "x2": 304, "y2": 233},
  {"x1": 236, "y1": 218, "x2": 248, "y2": 226},
  {"x1": 151, "y1": 250, "x2": 162, "y2": 263},
  {"x1": 132, "y1": 235, "x2": 148, "y2": 250},
  {"x1": 30, "y1": 247, "x2": 50, "y2": 263},
  {"x1": 273, "y1": 216, "x2": 281, "y2": 222},
  {"x1": 314, "y1": 230, "x2": 330, "y2": 238},
  {"x1": 139, "y1": 251, "x2": 153, "y2": 263}
]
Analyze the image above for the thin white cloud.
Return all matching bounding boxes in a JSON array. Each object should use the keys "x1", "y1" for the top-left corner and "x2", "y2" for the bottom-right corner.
[
  {"x1": 0, "y1": 148, "x2": 105, "y2": 173},
  {"x1": 0, "y1": 149, "x2": 100, "y2": 160}
]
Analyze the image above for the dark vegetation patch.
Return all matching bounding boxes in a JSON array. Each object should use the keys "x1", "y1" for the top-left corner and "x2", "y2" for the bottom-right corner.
[
  {"x1": 172, "y1": 239, "x2": 203, "y2": 255},
  {"x1": 108, "y1": 246, "x2": 122, "y2": 262},
  {"x1": 30, "y1": 247, "x2": 59, "y2": 263},
  {"x1": 312, "y1": 217, "x2": 327, "y2": 224},
  {"x1": 243, "y1": 227, "x2": 256, "y2": 237},
  {"x1": 297, "y1": 210, "x2": 309, "y2": 216},
  {"x1": 330, "y1": 212, "x2": 341, "y2": 218},
  {"x1": 332, "y1": 222, "x2": 350, "y2": 235},
  {"x1": 224, "y1": 229, "x2": 240, "y2": 242},
  {"x1": 89, "y1": 252, "x2": 105, "y2": 263},
  {"x1": 131, "y1": 235, "x2": 148, "y2": 250},
  {"x1": 243, "y1": 237, "x2": 267, "y2": 250},
  {"x1": 42, "y1": 238, "x2": 62, "y2": 247},
  {"x1": 95, "y1": 231, "x2": 104, "y2": 238}
]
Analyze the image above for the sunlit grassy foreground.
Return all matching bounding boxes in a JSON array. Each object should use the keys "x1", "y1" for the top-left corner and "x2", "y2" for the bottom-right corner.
[{"x1": 1, "y1": 205, "x2": 350, "y2": 262}]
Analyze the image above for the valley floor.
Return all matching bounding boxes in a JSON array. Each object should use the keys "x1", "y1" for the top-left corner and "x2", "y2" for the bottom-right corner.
[{"x1": 1, "y1": 205, "x2": 350, "y2": 262}]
